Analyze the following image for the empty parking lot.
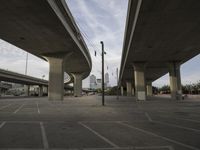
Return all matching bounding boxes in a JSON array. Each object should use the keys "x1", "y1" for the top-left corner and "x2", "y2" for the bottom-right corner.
[{"x1": 0, "y1": 95, "x2": 200, "y2": 150}]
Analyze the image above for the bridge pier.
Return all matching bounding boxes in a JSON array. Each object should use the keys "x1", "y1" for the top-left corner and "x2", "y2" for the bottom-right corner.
[
  {"x1": 73, "y1": 73, "x2": 82, "y2": 97},
  {"x1": 47, "y1": 57, "x2": 64, "y2": 101},
  {"x1": 126, "y1": 81, "x2": 132, "y2": 96},
  {"x1": 132, "y1": 87, "x2": 135, "y2": 96},
  {"x1": 133, "y1": 63, "x2": 146, "y2": 101},
  {"x1": 24, "y1": 85, "x2": 30, "y2": 96},
  {"x1": 146, "y1": 82, "x2": 153, "y2": 96},
  {"x1": 169, "y1": 62, "x2": 182, "y2": 100},
  {"x1": 121, "y1": 86, "x2": 124, "y2": 96},
  {"x1": 39, "y1": 85, "x2": 43, "y2": 97}
]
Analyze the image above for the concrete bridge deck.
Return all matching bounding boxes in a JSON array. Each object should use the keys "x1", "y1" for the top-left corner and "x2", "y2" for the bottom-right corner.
[
  {"x1": 0, "y1": 0, "x2": 92, "y2": 100},
  {"x1": 0, "y1": 95, "x2": 200, "y2": 149},
  {"x1": 119, "y1": 0, "x2": 200, "y2": 101}
]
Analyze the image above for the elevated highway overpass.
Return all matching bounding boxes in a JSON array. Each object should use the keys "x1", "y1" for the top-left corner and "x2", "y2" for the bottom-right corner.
[
  {"x1": 119, "y1": 0, "x2": 200, "y2": 100},
  {"x1": 0, "y1": 68, "x2": 48, "y2": 96},
  {"x1": 0, "y1": 0, "x2": 92, "y2": 100},
  {"x1": 0, "y1": 68, "x2": 48, "y2": 86},
  {"x1": 0, "y1": 68, "x2": 80, "y2": 96}
]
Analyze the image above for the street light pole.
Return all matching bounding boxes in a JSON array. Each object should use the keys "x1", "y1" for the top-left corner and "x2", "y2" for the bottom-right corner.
[
  {"x1": 25, "y1": 52, "x2": 28, "y2": 75},
  {"x1": 100, "y1": 41, "x2": 105, "y2": 106},
  {"x1": 116, "y1": 68, "x2": 119, "y2": 100}
]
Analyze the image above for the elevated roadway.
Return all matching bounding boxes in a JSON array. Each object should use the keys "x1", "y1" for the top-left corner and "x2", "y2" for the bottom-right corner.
[
  {"x1": 0, "y1": 68, "x2": 48, "y2": 86},
  {"x1": 119, "y1": 0, "x2": 200, "y2": 100},
  {"x1": 0, "y1": 0, "x2": 92, "y2": 100}
]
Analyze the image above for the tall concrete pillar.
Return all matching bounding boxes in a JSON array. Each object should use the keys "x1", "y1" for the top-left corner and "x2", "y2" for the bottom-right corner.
[
  {"x1": 132, "y1": 87, "x2": 135, "y2": 96},
  {"x1": 147, "y1": 82, "x2": 153, "y2": 96},
  {"x1": 39, "y1": 85, "x2": 43, "y2": 97},
  {"x1": 133, "y1": 63, "x2": 146, "y2": 101},
  {"x1": 47, "y1": 57, "x2": 64, "y2": 101},
  {"x1": 24, "y1": 85, "x2": 30, "y2": 96},
  {"x1": 121, "y1": 86, "x2": 124, "y2": 96},
  {"x1": 169, "y1": 62, "x2": 182, "y2": 100},
  {"x1": 126, "y1": 81, "x2": 132, "y2": 96},
  {"x1": 73, "y1": 73, "x2": 82, "y2": 97}
]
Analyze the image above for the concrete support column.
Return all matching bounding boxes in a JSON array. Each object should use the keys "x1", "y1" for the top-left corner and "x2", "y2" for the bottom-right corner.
[
  {"x1": 39, "y1": 85, "x2": 43, "y2": 97},
  {"x1": 73, "y1": 73, "x2": 82, "y2": 97},
  {"x1": 147, "y1": 82, "x2": 153, "y2": 96},
  {"x1": 126, "y1": 81, "x2": 132, "y2": 96},
  {"x1": 169, "y1": 62, "x2": 182, "y2": 100},
  {"x1": 24, "y1": 85, "x2": 30, "y2": 96},
  {"x1": 133, "y1": 63, "x2": 146, "y2": 100},
  {"x1": 132, "y1": 87, "x2": 135, "y2": 96},
  {"x1": 121, "y1": 86, "x2": 124, "y2": 96},
  {"x1": 48, "y1": 57, "x2": 64, "y2": 101}
]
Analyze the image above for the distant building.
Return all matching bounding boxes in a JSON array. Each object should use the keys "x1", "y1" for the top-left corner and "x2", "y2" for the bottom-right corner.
[
  {"x1": 0, "y1": 81, "x2": 12, "y2": 95},
  {"x1": 90, "y1": 73, "x2": 110, "y2": 90},
  {"x1": 105, "y1": 73, "x2": 109, "y2": 88},
  {"x1": 96, "y1": 79, "x2": 102, "y2": 89},
  {"x1": 90, "y1": 74, "x2": 97, "y2": 89}
]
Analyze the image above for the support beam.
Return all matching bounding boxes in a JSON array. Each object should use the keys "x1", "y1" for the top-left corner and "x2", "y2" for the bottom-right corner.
[
  {"x1": 146, "y1": 82, "x2": 153, "y2": 96},
  {"x1": 169, "y1": 62, "x2": 182, "y2": 100},
  {"x1": 47, "y1": 57, "x2": 64, "y2": 101},
  {"x1": 126, "y1": 81, "x2": 132, "y2": 96},
  {"x1": 73, "y1": 73, "x2": 82, "y2": 97},
  {"x1": 121, "y1": 86, "x2": 124, "y2": 96},
  {"x1": 39, "y1": 85, "x2": 43, "y2": 97},
  {"x1": 132, "y1": 87, "x2": 135, "y2": 96},
  {"x1": 133, "y1": 63, "x2": 146, "y2": 101},
  {"x1": 24, "y1": 85, "x2": 30, "y2": 96}
]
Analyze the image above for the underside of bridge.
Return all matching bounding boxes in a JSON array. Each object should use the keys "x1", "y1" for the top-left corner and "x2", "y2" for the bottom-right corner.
[
  {"x1": 0, "y1": 0, "x2": 92, "y2": 100},
  {"x1": 120, "y1": 0, "x2": 200, "y2": 100}
]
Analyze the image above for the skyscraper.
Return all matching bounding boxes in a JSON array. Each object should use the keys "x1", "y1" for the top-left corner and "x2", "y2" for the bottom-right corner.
[
  {"x1": 89, "y1": 74, "x2": 97, "y2": 89},
  {"x1": 105, "y1": 72, "x2": 109, "y2": 83}
]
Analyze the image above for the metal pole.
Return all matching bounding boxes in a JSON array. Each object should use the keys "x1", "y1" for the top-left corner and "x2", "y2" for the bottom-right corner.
[
  {"x1": 100, "y1": 41, "x2": 105, "y2": 106},
  {"x1": 116, "y1": 68, "x2": 119, "y2": 100},
  {"x1": 25, "y1": 52, "x2": 28, "y2": 75}
]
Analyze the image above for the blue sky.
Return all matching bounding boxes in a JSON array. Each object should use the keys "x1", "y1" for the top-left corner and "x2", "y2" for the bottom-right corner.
[{"x1": 0, "y1": 0, "x2": 199, "y2": 87}]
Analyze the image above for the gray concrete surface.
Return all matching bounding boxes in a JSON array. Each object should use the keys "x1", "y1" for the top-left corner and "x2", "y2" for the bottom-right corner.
[
  {"x1": 119, "y1": 0, "x2": 200, "y2": 100},
  {"x1": 0, "y1": 0, "x2": 92, "y2": 100},
  {"x1": 0, "y1": 95, "x2": 200, "y2": 150}
]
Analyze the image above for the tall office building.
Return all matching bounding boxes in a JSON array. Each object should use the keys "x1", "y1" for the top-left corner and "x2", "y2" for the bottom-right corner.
[
  {"x1": 105, "y1": 73, "x2": 109, "y2": 83},
  {"x1": 105, "y1": 72, "x2": 109, "y2": 88},
  {"x1": 89, "y1": 74, "x2": 97, "y2": 89}
]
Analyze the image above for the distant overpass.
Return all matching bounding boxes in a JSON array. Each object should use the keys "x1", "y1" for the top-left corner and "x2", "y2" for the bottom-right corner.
[
  {"x1": 0, "y1": 0, "x2": 92, "y2": 100},
  {"x1": 119, "y1": 0, "x2": 200, "y2": 100},
  {"x1": 0, "y1": 68, "x2": 83, "y2": 96},
  {"x1": 0, "y1": 68, "x2": 48, "y2": 86}
]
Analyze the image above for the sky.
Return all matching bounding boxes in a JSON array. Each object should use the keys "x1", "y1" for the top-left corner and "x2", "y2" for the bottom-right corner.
[{"x1": 0, "y1": 0, "x2": 199, "y2": 88}]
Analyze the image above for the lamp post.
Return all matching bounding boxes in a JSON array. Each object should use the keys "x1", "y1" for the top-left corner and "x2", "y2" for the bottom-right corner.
[
  {"x1": 116, "y1": 68, "x2": 119, "y2": 100},
  {"x1": 25, "y1": 52, "x2": 28, "y2": 75},
  {"x1": 100, "y1": 41, "x2": 105, "y2": 106}
]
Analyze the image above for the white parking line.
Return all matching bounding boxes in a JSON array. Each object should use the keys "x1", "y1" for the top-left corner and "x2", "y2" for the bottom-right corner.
[
  {"x1": 79, "y1": 122, "x2": 119, "y2": 148},
  {"x1": 0, "y1": 104, "x2": 12, "y2": 110},
  {"x1": 153, "y1": 114, "x2": 200, "y2": 124},
  {"x1": 0, "y1": 121, "x2": 6, "y2": 128},
  {"x1": 118, "y1": 122, "x2": 200, "y2": 150},
  {"x1": 0, "y1": 148, "x2": 44, "y2": 150},
  {"x1": 145, "y1": 112, "x2": 152, "y2": 122},
  {"x1": 81, "y1": 121, "x2": 122, "y2": 123},
  {"x1": 153, "y1": 120, "x2": 200, "y2": 133},
  {"x1": 36, "y1": 102, "x2": 40, "y2": 114},
  {"x1": 174, "y1": 117, "x2": 200, "y2": 124},
  {"x1": 13, "y1": 104, "x2": 25, "y2": 114},
  {"x1": 135, "y1": 145, "x2": 174, "y2": 150},
  {"x1": 40, "y1": 122, "x2": 49, "y2": 149},
  {"x1": 84, "y1": 148, "x2": 133, "y2": 150}
]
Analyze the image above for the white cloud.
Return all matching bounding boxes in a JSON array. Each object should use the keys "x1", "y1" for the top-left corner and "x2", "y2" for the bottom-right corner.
[
  {"x1": 0, "y1": 39, "x2": 49, "y2": 80},
  {"x1": 67, "y1": 0, "x2": 128, "y2": 87}
]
